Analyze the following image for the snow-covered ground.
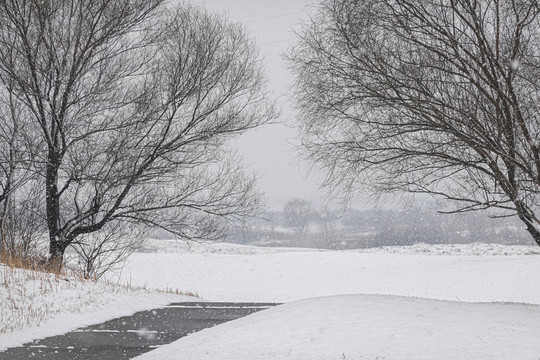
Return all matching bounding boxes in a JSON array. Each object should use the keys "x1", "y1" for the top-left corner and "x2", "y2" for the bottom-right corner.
[
  {"x1": 3, "y1": 241, "x2": 540, "y2": 359},
  {"x1": 0, "y1": 264, "x2": 195, "y2": 351},
  {"x1": 123, "y1": 240, "x2": 540, "y2": 359},
  {"x1": 140, "y1": 238, "x2": 540, "y2": 256},
  {"x1": 136, "y1": 294, "x2": 540, "y2": 360},
  {"x1": 120, "y1": 240, "x2": 540, "y2": 304}
]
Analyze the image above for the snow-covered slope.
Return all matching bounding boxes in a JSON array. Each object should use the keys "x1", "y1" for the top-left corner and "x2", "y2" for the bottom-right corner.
[{"x1": 0, "y1": 264, "x2": 195, "y2": 350}]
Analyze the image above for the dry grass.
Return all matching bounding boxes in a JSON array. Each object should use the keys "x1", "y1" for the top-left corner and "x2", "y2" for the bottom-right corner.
[
  {"x1": 0, "y1": 252, "x2": 198, "y2": 334},
  {"x1": 0, "y1": 252, "x2": 52, "y2": 274},
  {"x1": 159, "y1": 286, "x2": 199, "y2": 298},
  {"x1": 101, "y1": 277, "x2": 200, "y2": 298},
  {"x1": 0, "y1": 260, "x2": 61, "y2": 333}
]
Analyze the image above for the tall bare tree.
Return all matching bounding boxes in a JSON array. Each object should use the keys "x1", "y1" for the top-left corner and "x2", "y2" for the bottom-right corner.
[
  {"x1": 0, "y1": 0, "x2": 275, "y2": 269},
  {"x1": 288, "y1": 0, "x2": 540, "y2": 246}
]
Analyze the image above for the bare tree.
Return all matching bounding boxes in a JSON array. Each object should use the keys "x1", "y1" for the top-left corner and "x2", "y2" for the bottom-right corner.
[
  {"x1": 0, "y1": 0, "x2": 275, "y2": 269},
  {"x1": 0, "y1": 80, "x2": 43, "y2": 257},
  {"x1": 317, "y1": 206, "x2": 340, "y2": 243},
  {"x1": 288, "y1": 0, "x2": 540, "y2": 246},
  {"x1": 0, "y1": 180, "x2": 45, "y2": 259},
  {"x1": 0, "y1": 85, "x2": 24, "y2": 255},
  {"x1": 283, "y1": 198, "x2": 315, "y2": 235},
  {"x1": 70, "y1": 221, "x2": 146, "y2": 280}
]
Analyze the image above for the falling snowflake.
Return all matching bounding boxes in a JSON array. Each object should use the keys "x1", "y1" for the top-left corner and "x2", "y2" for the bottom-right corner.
[{"x1": 510, "y1": 59, "x2": 520, "y2": 70}]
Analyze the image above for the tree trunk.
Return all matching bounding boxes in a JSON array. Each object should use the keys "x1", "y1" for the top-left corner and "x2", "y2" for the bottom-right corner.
[
  {"x1": 520, "y1": 218, "x2": 540, "y2": 248},
  {"x1": 48, "y1": 237, "x2": 67, "y2": 273},
  {"x1": 46, "y1": 150, "x2": 64, "y2": 271},
  {"x1": 515, "y1": 201, "x2": 540, "y2": 247}
]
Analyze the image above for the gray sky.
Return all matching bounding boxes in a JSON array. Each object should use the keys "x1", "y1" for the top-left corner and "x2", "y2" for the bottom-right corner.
[{"x1": 191, "y1": 0, "x2": 325, "y2": 210}]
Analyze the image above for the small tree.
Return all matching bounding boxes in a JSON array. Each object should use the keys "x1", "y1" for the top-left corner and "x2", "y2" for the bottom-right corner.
[
  {"x1": 288, "y1": 0, "x2": 540, "y2": 246},
  {"x1": 70, "y1": 222, "x2": 146, "y2": 280},
  {"x1": 0, "y1": 1, "x2": 276, "y2": 269}
]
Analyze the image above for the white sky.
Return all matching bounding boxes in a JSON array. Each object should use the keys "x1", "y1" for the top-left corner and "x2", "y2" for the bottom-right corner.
[{"x1": 191, "y1": 0, "x2": 324, "y2": 210}]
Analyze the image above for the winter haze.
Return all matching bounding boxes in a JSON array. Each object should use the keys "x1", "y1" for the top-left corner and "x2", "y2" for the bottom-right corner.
[
  {"x1": 1, "y1": 0, "x2": 540, "y2": 359},
  {"x1": 192, "y1": 0, "x2": 320, "y2": 210}
]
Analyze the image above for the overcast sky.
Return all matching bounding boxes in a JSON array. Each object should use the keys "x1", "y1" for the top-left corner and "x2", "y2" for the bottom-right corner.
[{"x1": 190, "y1": 0, "x2": 325, "y2": 210}]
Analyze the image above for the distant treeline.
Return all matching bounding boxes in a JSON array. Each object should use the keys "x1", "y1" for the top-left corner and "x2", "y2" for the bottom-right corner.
[{"x1": 226, "y1": 199, "x2": 534, "y2": 249}]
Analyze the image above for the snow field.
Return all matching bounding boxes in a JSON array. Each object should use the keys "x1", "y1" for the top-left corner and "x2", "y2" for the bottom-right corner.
[
  {"x1": 123, "y1": 242, "x2": 540, "y2": 359},
  {"x1": 120, "y1": 243, "x2": 540, "y2": 304},
  {"x1": 3, "y1": 241, "x2": 540, "y2": 359}
]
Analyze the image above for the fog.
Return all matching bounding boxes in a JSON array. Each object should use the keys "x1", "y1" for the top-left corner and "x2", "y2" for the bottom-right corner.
[{"x1": 190, "y1": 0, "x2": 322, "y2": 210}]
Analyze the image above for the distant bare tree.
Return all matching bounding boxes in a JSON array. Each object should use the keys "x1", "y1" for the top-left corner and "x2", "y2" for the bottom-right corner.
[
  {"x1": 317, "y1": 206, "x2": 340, "y2": 243},
  {"x1": 288, "y1": 0, "x2": 540, "y2": 246},
  {"x1": 283, "y1": 198, "x2": 315, "y2": 235},
  {"x1": 0, "y1": 0, "x2": 275, "y2": 269}
]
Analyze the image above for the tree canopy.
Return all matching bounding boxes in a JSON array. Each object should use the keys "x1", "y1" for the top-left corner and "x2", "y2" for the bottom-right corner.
[
  {"x1": 0, "y1": 0, "x2": 276, "y2": 270},
  {"x1": 288, "y1": 0, "x2": 540, "y2": 245}
]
